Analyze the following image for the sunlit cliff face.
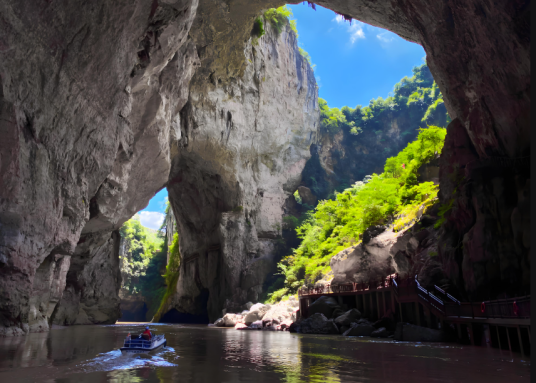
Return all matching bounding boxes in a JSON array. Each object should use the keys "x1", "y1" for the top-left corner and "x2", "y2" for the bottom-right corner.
[{"x1": 0, "y1": 0, "x2": 529, "y2": 334}]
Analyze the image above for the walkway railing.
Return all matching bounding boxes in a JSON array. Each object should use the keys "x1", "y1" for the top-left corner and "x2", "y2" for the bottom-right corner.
[
  {"x1": 298, "y1": 274, "x2": 530, "y2": 321},
  {"x1": 298, "y1": 275, "x2": 395, "y2": 297}
]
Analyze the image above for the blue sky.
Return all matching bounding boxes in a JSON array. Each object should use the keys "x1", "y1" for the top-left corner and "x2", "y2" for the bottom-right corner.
[
  {"x1": 289, "y1": 3, "x2": 426, "y2": 109},
  {"x1": 138, "y1": 189, "x2": 167, "y2": 230},
  {"x1": 138, "y1": 4, "x2": 426, "y2": 230}
]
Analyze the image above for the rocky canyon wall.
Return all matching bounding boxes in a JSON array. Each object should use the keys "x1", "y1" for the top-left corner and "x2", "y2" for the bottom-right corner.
[
  {"x1": 165, "y1": 16, "x2": 319, "y2": 321},
  {"x1": 0, "y1": 0, "x2": 529, "y2": 334},
  {"x1": 0, "y1": 0, "x2": 200, "y2": 335}
]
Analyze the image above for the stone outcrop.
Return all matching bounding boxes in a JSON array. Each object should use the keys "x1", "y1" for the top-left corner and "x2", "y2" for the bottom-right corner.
[
  {"x1": 334, "y1": 309, "x2": 361, "y2": 327},
  {"x1": 0, "y1": 0, "x2": 529, "y2": 334},
  {"x1": 306, "y1": 296, "x2": 341, "y2": 318},
  {"x1": 342, "y1": 322, "x2": 375, "y2": 337},
  {"x1": 330, "y1": 226, "x2": 399, "y2": 285},
  {"x1": 165, "y1": 16, "x2": 318, "y2": 321},
  {"x1": 295, "y1": 313, "x2": 339, "y2": 335},
  {"x1": 394, "y1": 322, "x2": 445, "y2": 342}
]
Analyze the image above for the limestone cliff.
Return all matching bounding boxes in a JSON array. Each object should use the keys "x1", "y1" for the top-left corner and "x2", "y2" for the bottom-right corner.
[
  {"x1": 0, "y1": 0, "x2": 529, "y2": 334},
  {"x1": 164, "y1": 17, "x2": 318, "y2": 321},
  {"x1": 0, "y1": 0, "x2": 200, "y2": 335}
]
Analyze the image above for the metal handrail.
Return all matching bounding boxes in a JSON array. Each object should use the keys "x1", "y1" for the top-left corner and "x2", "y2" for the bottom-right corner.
[{"x1": 298, "y1": 274, "x2": 529, "y2": 321}]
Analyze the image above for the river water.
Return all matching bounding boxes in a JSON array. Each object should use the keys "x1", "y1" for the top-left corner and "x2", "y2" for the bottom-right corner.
[{"x1": 0, "y1": 323, "x2": 529, "y2": 382}]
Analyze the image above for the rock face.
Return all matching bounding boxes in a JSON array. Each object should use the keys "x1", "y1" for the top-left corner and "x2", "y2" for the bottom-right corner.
[
  {"x1": 0, "y1": 0, "x2": 199, "y2": 335},
  {"x1": 394, "y1": 322, "x2": 445, "y2": 342},
  {"x1": 330, "y1": 226, "x2": 399, "y2": 285},
  {"x1": 297, "y1": 186, "x2": 317, "y2": 206},
  {"x1": 296, "y1": 313, "x2": 339, "y2": 335},
  {"x1": 0, "y1": 0, "x2": 529, "y2": 334},
  {"x1": 306, "y1": 296, "x2": 341, "y2": 318},
  {"x1": 343, "y1": 322, "x2": 375, "y2": 337},
  {"x1": 334, "y1": 309, "x2": 362, "y2": 327},
  {"x1": 165, "y1": 17, "x2": 318, "y2": 321}
]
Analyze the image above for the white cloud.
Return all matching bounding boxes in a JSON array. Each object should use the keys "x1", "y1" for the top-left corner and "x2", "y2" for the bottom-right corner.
[
  {"x1": 332, "y1": 15, "x2": 365, "y2": 43},
  {"x1": 377, "y1": 32, "x2": 394, "y2": 43},
  {"x1": 333, "y1": 15, "x2": 344, "y2": 24},
  {"x1": 139, "y1": 211, "x2": 165, "y2": 230},
  {"x1": 349, "y1": 23, "x2": 365, "y2": 43}
]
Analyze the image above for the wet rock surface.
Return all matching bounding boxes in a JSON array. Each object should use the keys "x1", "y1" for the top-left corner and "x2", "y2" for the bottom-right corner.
[
  {"x1": 296, "y1": 313, "x2": 339, "y2": 335},
  {"x1": 343, "y1": 322, "x2": 375, "y2": 337},
  {"x1": 394, "y1": 322, "x2": 446, "y2": 342}
]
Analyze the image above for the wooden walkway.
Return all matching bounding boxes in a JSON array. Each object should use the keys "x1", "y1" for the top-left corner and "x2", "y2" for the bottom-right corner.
[{"x1": 298, "y1": 275, "x2": 531, "y2": 358}]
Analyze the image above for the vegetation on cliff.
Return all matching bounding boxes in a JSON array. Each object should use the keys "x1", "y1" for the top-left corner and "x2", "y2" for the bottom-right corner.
[
  {"x1": 153, "y1": 231, "x2": 181, "y2": 322},
  {"x1": 254, "y1": 6, "x2": 313, "y2": 67},
  {"x1": 302, "y1": 64, "x2": 449, "y2": 200},
  {"x1": 119, "y1": 204, "x2": 181, "y2": 320},
  {"x1": 267, "y1": 126, "x2": 447, "y2": 303}
]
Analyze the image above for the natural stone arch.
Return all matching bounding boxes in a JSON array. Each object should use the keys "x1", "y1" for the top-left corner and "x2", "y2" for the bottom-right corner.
[
  {"x1": 0, "y1": 0, "x2": 529, "y2": 333},
  {"x1": 167, "y1": 0, "x2": 529, "y2": 317}
]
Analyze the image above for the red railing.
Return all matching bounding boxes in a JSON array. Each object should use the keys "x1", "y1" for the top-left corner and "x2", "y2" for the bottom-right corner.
[
  {"x1": 299, "y1": 274, "x2": 530, "y2": 321},
  {"x1": 298, "y1": 275, "x2": 395, "y2": 297},
  {"x1": 444, "y1": 296, "x2": 530, "y2": 319}
]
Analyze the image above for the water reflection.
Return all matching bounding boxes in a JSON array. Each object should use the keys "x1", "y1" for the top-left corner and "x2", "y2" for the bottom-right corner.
[{"x1": 0, "y1": 324, "x2": 529, "y2": 382}]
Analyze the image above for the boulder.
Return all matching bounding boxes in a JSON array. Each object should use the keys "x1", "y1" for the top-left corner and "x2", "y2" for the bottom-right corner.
[
  {"x1": 331, "y1": 308, "x2": 345, "y2": 319},
  {"x1": 334, "y1": 309, "x2": 362, "y2": 327},
  {"x1": 307, "y1": 296, "x2": 341, "y2": 318},
  {"x1": 214, "y1": 318, "x2": 225, "y2": 327},
  {"x1": 235, "y1": 323, "x2": 248, "y2": 330},
  {"x1": 370, "y1": 327, "x2": 389, "y2": 338},
  {"x1": 289, "y1": 321, "x2": 300, "y2": 333},
  {"x1": 280, "y1": 319, "x2": 293, "y2": 330},
  {"x1": 223, "y1": 313, "x2": 242, "y2": 327},
  {"x1": 298, "y1": 313, "x2": 339, "y2": 335},
  {"x1": 244, "y1": 310, "x2": 263, "y2": 325},
  {"x1": 339, "y1": 325, "x2": 350, "y2": 334},
  {"x1": 249, "y1": 303, "x2": 269, "y2": 316},
  {"x1": 330, "y1": 228, "x2": 399, "y2": 285},
  {"x1": 373, "y1": 316, "x2": 394, "y2": 331},
  {"x1": 263, "y1": 303, "x2": 292, "y2": 323},
  {"x1": 250, "y1": 320, "x2": 263, "y2": 329},
  {"x1": 343, "y1": 323, "x2": 375, "y2": 337},
  {"x1": 297, "y1": 186, "x2": 317, "y2": 206},
  {"x1": 394, "y1": 323, "x2": 446, "y2": 342},
  {"x1": 243, "y1": 302, "x2": 254, "y2": 310}
]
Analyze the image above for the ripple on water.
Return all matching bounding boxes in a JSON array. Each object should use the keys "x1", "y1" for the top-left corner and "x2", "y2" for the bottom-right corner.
[{"x1": 72, "y1": 347, "x2": 178, "y2": 373}]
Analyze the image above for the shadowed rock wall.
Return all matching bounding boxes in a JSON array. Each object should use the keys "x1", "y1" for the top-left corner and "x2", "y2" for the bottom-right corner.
[
  {"x1": 0, "y1": 0, "x2": 200, "y2": 335},
  {"x1": 0, "y1": 0, "x2": 529, "y2": 334},
  {"x1": 165, "y1": 17, "x2": 319, "y2": 321}
]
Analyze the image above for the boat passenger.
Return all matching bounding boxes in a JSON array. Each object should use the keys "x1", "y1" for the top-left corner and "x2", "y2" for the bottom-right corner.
[{"x1": 141, "y1": 326, "x2": 153, "y2": 340}]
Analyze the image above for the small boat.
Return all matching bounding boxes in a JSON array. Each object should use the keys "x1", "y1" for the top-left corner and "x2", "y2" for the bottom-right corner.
[{"x1": 120, "y1": 334, "x2": 167, "y2": 353}]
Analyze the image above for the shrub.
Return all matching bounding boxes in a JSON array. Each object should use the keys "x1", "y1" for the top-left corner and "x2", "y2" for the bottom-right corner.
[
  {"x1": 268, "y1": 126, "x2": 447, "y2": 302},
  {"x1": 252, "y1": 17, "x2": 265, "y2": 38}
]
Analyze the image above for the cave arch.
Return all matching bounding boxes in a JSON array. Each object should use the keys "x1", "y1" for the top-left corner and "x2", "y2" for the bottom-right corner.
[{"x1": 0, "y1": 0, "x2": 529, "y2": 333}]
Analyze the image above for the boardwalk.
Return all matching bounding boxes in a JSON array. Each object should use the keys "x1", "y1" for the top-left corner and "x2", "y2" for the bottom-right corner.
[{"x1": 298, "y1": 275, "x2": 531, "y2": 357}]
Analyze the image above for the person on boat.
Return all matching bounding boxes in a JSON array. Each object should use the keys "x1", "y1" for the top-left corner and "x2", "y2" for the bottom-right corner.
[{"x1": 141, "y1": 326, "x2": 153, "y2": 340}]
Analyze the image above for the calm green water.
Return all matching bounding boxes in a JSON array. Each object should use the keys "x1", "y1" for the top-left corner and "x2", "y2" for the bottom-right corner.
[{"x1": 0, "y1": 323, "x2": 529, "y2": 382}]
